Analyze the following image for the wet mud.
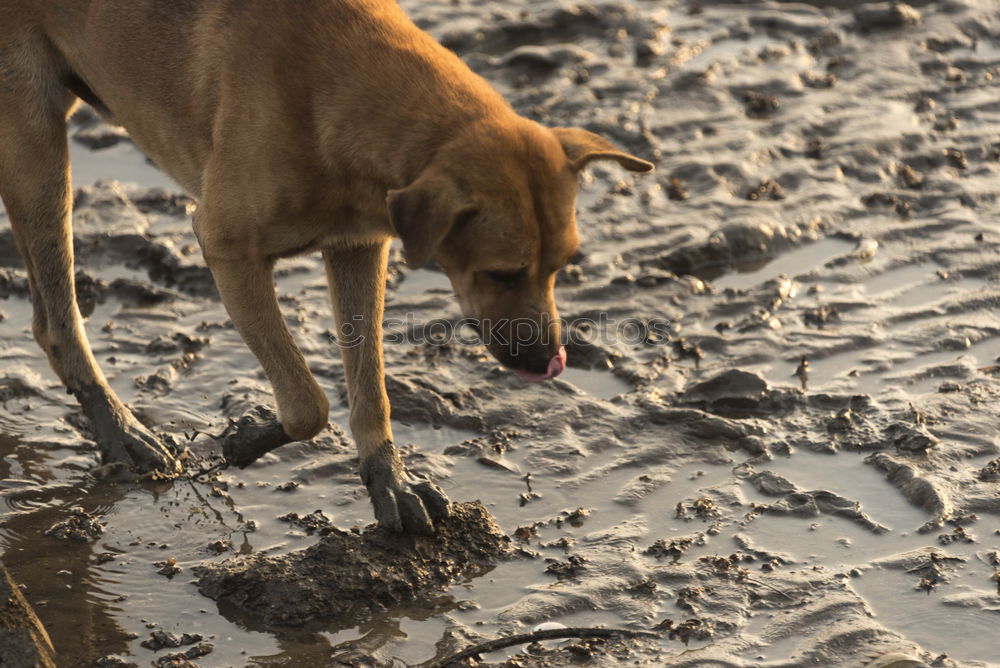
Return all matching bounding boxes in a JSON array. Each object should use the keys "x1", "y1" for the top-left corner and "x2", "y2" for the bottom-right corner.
[{"x1": 2, "y1": 0, "x2": 1000, "y2": 666}]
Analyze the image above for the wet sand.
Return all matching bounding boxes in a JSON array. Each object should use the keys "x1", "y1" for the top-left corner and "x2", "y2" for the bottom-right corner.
[{"x1": 1, "y1": 0, "x2": 999, "y2": 666}]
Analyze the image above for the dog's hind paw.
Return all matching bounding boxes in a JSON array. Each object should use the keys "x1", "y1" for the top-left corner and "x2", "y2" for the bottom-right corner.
[
  {"x1": 99, "y1": 419, "x2": 183, "y2": 477},
  {"x1": 360, "y1": 444, "x2": 451, "y2": 535},
  {"x1": 75, "y1": 383, "x2": 182, "y2": 477}
]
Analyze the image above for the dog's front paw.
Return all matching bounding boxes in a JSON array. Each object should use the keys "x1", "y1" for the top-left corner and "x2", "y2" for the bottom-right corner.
[
  {"x1": 219, "y1": 405, "x2": 293, "y2": 468},
  {"x1": 360, "y1": 444, "x2": 451, "y2": 535},
  {"x1": 99, "y1": 419, "x2": 182, "y2": 477}
]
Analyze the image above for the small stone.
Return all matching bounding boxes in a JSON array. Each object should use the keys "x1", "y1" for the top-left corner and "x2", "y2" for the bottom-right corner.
[
  {"x1": 140, "y1": 630, "x2": 203, "y2": 651},
  {"x1": 154, "y1": 557, "x2": 181, "y2": 579},
  {"x1": 854, "y1": 2, "x2": 921, "y2": 31},
  {"x1": 743, "y1": 91, "x2": 780, "y2": 118},
  {"x1": 898, "y1": 164, "x2": 924, "y2": 189},
  {"x1": 667, "y1": 177, "x2": 689, "y2": 201}
]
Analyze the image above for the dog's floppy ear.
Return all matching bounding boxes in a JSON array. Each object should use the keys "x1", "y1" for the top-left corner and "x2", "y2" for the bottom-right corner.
[
  {"x1": 387, "y1": 169, "x2": 471, "y2": 269},
  {"x1": 552, "y1": 127, "x2": 655, "y2": 174}
]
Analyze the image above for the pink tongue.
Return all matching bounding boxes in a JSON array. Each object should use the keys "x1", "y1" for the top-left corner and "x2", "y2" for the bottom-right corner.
[
  {"x1": 514, "y1": 347, "x2": 567, "y2": 382},
  {"x1": 548, "y1": 346, "x2": 567, "y2": 377}
]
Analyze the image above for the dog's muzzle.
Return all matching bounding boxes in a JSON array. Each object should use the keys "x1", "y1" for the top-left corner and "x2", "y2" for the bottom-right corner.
[{"x1": 514, "y1": 346, "x2": 567, "y2": 382}]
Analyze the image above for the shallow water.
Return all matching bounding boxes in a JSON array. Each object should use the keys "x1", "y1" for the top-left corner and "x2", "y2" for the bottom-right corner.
[
  {"x1": 852, "y1": 566, "x2": 1000, "y2": 664},
  {"x1": 758, "y1": 450, "x2": 932, "y2": 532},
  {"x1": 712, "y1": 237, "x2": 857, "y2": 290},
  {"x1": 678, "y1": 34, "x2": 778, "y2": 72},
  {"x1": 558, "y1": 367, "x2": 632, "y2": 399},
  {"x1": 394, "y1": 268, "x2": 452, "y2": 297},
  {"x1": 69, "y1": 139, "x2": 177, "y2": 191}
]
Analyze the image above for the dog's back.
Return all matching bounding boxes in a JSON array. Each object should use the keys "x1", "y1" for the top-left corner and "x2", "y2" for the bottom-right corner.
[{"x1": 4, "y1": 0, "x2": 508, "y2": 198}]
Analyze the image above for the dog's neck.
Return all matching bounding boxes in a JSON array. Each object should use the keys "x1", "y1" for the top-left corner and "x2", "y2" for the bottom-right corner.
[{"x1": 311, "y1": 2, "x2": 514, "y2": 190}]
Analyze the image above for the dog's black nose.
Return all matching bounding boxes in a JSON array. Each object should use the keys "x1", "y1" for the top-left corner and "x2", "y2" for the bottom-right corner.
[
  {"x1": 493, "y1": 345, "x2": 566, "y2": 382},
  {"x1": 519, "y1": 352, "x2": 553, "y2": 376}
]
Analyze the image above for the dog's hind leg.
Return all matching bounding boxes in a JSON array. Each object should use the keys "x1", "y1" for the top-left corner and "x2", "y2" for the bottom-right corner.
[
  {"x1": 323, "y1": 241, "x2": 450, "y2": 535},
  {"x1": 0, "y1": 46, "x2": 178, "y2": 474}
]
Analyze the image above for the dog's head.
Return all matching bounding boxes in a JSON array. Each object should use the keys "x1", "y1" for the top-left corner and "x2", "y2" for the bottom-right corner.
[{"x1": 387, "y1": 119, "x2": 653, "y2": 381}]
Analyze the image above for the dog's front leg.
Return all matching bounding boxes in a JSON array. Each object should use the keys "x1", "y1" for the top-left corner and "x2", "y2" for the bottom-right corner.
[
  {"x1": 200, "y1": 240, "x2": 331, "y2": 466},
  {"x1": 323, "y1": 241, "x2": 450, "y2": 534}
]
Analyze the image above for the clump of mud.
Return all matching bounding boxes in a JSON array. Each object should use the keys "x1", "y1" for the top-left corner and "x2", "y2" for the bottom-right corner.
[
  {"x1": 42, "y1": 507, "x2": 105, "y2": 542},
  {"x1": 195, "y1": 502, "x2": 510, "y2": 625}
]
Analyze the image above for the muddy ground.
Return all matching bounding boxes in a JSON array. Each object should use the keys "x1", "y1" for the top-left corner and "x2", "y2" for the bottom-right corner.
[{"x1": 1, "y1": 0, "x2": 999, "y2": 666}]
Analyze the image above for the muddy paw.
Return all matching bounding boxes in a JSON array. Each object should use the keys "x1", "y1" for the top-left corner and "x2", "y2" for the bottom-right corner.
[
  {"x1": 360, "y1": 444, "x2": 451, "y2": 535},
  {"x1": 100, "y1": 419, "x2": 182, "y2": 477},
  {"x1": 220, "y1": 405, "x2": 293, "y2": 469}
]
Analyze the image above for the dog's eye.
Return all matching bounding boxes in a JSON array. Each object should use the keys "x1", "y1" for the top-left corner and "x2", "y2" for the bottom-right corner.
[{"x1": 484, "y1": 268, "x2": 526, "y2": 288}]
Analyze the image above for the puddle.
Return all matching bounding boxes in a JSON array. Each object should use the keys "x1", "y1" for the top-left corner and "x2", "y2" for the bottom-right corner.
[
  {"x1": 322, "y1": 603, "x2": 456, "y2": 666},
  {"x1": 393, "y1": 421, "x2": 474, "y2": 449},
  {"x1": 711, "y1": 238, "x2": 856, "y2": 290},
  {"x1": 859, "y1": 264, "x2": 989, "y2": 310},
  {"x1": 559, "y1": 367, "x2": 631, "y2": 399},
  {"x1": 449, "y1": 559, "x2": 546, "y2": 618},
  {"x1": 677, "y1": 35, "x2": 778, "y2": 71},
  {"x1": 0, "y1": 297, "x2": 33, "y2": 334},
  {"x1": 69, "y1": 139, "x2": 177, "y2": 191},
  {"x1": 863, "y1": 264, "x2": 935, "y2": 296},
  {"x1": 395, "y1": 268, "x2": 452, "y2": 297},
  {"x1": 4, "y1": 419, "x2": 724, "y2": 667},
  {"x1": 743, "y1": 611, "x2": 807, "y2": 663},
  {"x1": 741, "y1": 513, "x2": 931, "y2": 568},
  {"x1": 755, "y1": 451, "x2": 930, "y2": 532},
  {"x1": 888, "y1": 277, "x2": 988, "y2": 309},
  {"x1": 0, "y1": 459, "x2": 273, "y2": 667},
  {"x1": 852, "y1": 564, "x2": 1000, "y2": 665},
  {"x1": 273, "y1": 257, "x2": 329, "y2": 298},
  {"x1": 792, "y1": 332, "x2": 999, "y2": 395}
]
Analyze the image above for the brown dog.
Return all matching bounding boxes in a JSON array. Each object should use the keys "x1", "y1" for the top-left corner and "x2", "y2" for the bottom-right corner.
[{"x1": 0, "y1": 0, "x2": 653, "y2": 533}]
